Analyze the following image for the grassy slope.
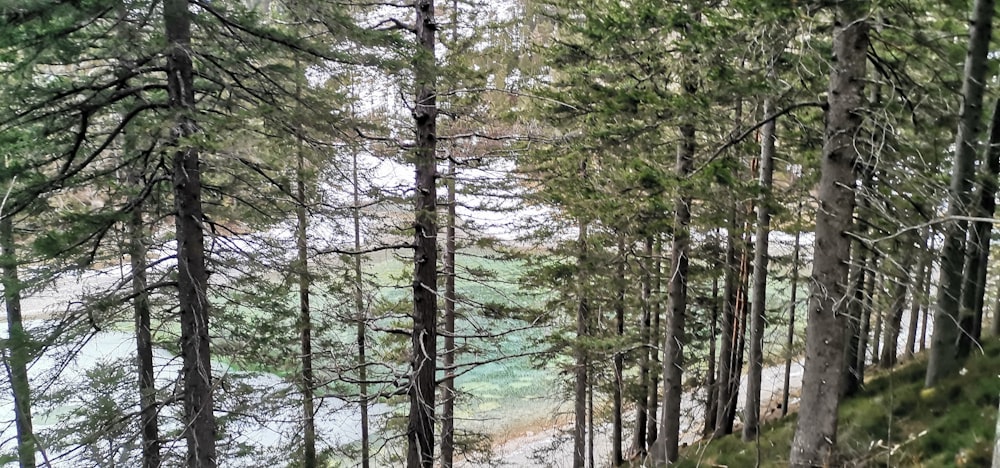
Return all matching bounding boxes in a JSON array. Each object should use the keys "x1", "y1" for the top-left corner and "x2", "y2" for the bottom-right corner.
[{"x1": 677, "y1": 340, "x2": 1000, "y2": 467}]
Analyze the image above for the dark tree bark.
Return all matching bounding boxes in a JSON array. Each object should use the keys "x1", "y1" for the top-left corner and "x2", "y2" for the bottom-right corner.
[
  {"x1": 651, "y1": 121, "x2": 695, "y2": 464},
  {"x1": 295, "y1": 137, "x2": 317, "y2": 468},
  {"x1": 789, "y1": 2, "x2": 868, "y2": 465},
  {"x1": 127, "y1": 168, "x2": 160, "y2": 468},
  {"x1": 927, "y1": 0, "x2": 996, "y2": 388},
  {"x1": 855, "y1": 259, "x2": 880, "y2": 389},
  {"x1": 880, "y1": 246, "x2": 915, "y2": 369},
  {"x1": 165, "y1": 1, "x2": 216, "y2": 466},
  {"x1": 352, "y1": 151, "x2": 371, "y2": 468},
  {"x1": 713, "y1": 203, "x2": 740, "y2": 438},
  {"x1": 441, "y1": 151, "x2": 457, "y2": 468},
  {"x1": 782, "y1": 201, "x2": 803, "y2": 417},
  {"x1": 573, "y1": 218, "x2": 589, "y2": 468},
  {"x1": 631, "y1": 237, "x2": 652, "y2": 455},
  {"x1": 406, "y1": 0, "x2": 439, "y2": 463},
  {"x1": 842, "y1": 170, "x2": 873, "y2": 397},
  {"x1": 704, "y1": 270, "x2": 720, "y2": 433},
  {"x1": 612, "y1": 235, "x2": 626, "y2": 466},
  {"x1": 1, "y1": 212, "x2": 35, "y2": 468},
  {"x1": 959, "y1": 98, "x2": 1000, "y2": 354},
  {"x1": 645, "y1": 237, "x2": 662, "y2": 448},
  {"x1": 744, "y1": 95, "x2": 777, "y2": 442}
]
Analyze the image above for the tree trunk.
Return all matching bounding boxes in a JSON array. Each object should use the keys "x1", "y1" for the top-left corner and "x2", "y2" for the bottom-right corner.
[
  {"x1": 406, "y1": 0, "x2": 439, "y2": 464},
  {"x1": 295, "y1": 100, "x2": 317, "y2": 468},
  {"x1": 713, "y1": 203, "x2": 739, "y2": 438},
  {"x1": 165, "y1": 1, "x2": 217, "y2": 466},
  {"x1": 441, "y1": 151, "x2": 457, "y2": 468},
  {"x1": 959, "y1": 98, "x2": 1000, "y2": 355},
  {"x1": 744, "y1": 95, "x2": 777, "y2": 442},
  {"x1": 789, "y1": 2, "x2": 868, "y2": 465},
  {"x1": 651, "y1": 121, "x2": 695, "y2": 464},
  {"x1": 1, "y1": 208, "x2": 35, "y2": 468},
  {"x1": 632, "y1": 236, "x2": 652, "y2": 455},
  {"x1": 127, "y1": 168, "x2": 160, "y2": 468},
  {"x1": 783, "y1": 201, "x2": 803, "y2": 417},
  {"x1": 880, "y1": 245, "x2": 915, "y2": 368},
  {"x1": 855, "y1": 261, "x2": 880, "y2": 387},
  {"x1": 842, "y1": 170, "x2": 873, "y2": 397},
  {"x1": 704, "y1": 270, "x2": 720, "y2": 433},
  {"x1": 921, "y1": 235, "x2": 935, "y2": 350},
  {"x1": 573, "y1": 218, "x2": 589, "y2": 468},
  {"x1": 905, "y1": 229, "x2": 930, "y2": 359},
  {"x1": 612, "y1": 235, "x2": 626, "y2": 466},
  {"x1": 646, "y1": 237, "x2": 662, "y2": 448},
  {"x1": 352, "y1": 151, "x2": 370, "y2": 468},
  {"x1": 927, "y1": 0, "x2": 996, "y2": 388},
  {"x1": 588, "y1": 379, "x2": 595, "y2": 468}
]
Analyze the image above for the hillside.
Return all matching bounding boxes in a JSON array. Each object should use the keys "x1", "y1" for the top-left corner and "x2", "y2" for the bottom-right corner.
[{"x1": 676, "y1": 341, "x2": 1000, "y2": 467}]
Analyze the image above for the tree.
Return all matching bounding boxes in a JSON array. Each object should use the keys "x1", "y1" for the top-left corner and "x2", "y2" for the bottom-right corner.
[
  {"x1": 789, "y1": 1, "x2": 868, "y2": 465},
  {"x1": 926, "y1": 0, "x2": 995, "y2": 387},
  {"x1": 165, "y1": 1, "x2": 217, "y2": 465}
]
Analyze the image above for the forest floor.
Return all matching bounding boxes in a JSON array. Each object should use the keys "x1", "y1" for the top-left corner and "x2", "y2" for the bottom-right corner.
[
  {"x1": 672, "y1": 343, "x2": 1000, "y2": 467},
  {"x1": 484, "y1": 358, "x2": 806, "y2": 467}
]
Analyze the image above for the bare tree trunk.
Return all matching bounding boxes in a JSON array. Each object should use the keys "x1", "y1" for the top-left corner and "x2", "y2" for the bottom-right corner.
[
  {"x1": 352, "y1": 151, "x2": 370, "y2": 468},
  {"x1": 1, "y1": 207, "x2": 35, "y2": 468},
  {"x1": 927, "y1": 0, "x2": 996, "y2": 388},
  {"x1": 441, "y1": 152, "x2": 457, "y2": 468},
  {"x1": 842, "y1": 171, "x2": 873, "y2": 397},
  {"x1": 632, "y1": 237, "x2": 652, "y2": 455},
  {"x1": 905, "y1": 229, "x2": 930, "y2": 359},
  {"x1": 782, "y1": 201, "x2": 803, "y2": 417},
  {"x1": 646, "y1": 238, "x2": 662, "y2": 448},
  {"x1": 165, "y1": 2, "x2": 216, "y2": 465},
  {"x1": 612, "y1": 235, "x2": 626, "y2": 467},
  {"x1": 855, "y1": 261, "x2": 880, "y2": 386},
  {"x1": 744, "y1": 95, "x2": 777, "y2": 441},
  {"x1": 959, "y1": 98, "x2": 1000, "y2": 355},
  {"x1": 921, "y1": 235, "x2": 936, "y2": 350},
  {"x1": 127, "y1": 168, "x2": 160, "y2": 468},
  {"x1": 704, "y1": 270, "x2": 720, "y2": 433},
  {"x1": 880, "y1": 244, "x2": 915, "y2": 369},
  {"x1": 714, "y1": 204, "x2": 739, "y2": 438},
  {"x1": 294, "y1": 100, "x2": 317, "y2": 468},
  {"x1": 573, "y1": 218, "x2": 589, "y2": 468},
  {"x1": 789, "y1": 2, "x2": 868, "y2": 464},
  {"x1": 407, "y1": 0, "x2": 439, "y2": 463},
  {"x1": 587, "y1": 379, "x2": 595, "y2": 468},
  {"x1": 651, "y1": 121, "x2": 695, "y2": 464}
]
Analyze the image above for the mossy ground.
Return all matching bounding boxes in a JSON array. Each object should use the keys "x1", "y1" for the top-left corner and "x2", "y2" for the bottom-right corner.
[{"x1": 675, "y1": 340, "x2": 1000, "y2": 467}]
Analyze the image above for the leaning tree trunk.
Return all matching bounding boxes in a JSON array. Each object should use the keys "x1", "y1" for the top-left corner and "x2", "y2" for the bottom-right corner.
[
  {"x1": 651, "y1": 122, "x2": 695, "y2": 465},
  {"x1": 1, "y1": 205, "x2": 35, "y2": 468},
  {"x1": 165, "y1": 1, "x2": 217, "y2": 466},
  {"x1": 744, "y1": 95, "x2": 777, "y2": 442},
  {"x1": 959, "y1": 98, "x2": 1000, "y2": 355},
  {"x1": 789, "y1": 2, "x2": 868, "y2": 465},
  {"x1": 927, "y1": 0, "x2": 996, "y2": 388}
]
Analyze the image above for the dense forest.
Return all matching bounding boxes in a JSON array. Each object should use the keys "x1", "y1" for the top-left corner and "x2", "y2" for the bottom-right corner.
[{"x1": 1, "y1": 0, "x2": 1000, "y2": 467}]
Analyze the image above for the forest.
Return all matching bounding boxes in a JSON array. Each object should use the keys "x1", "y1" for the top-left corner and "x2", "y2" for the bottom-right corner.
[{"x1": 2, "y1": 0, "x2": 1000, "y2": 467}]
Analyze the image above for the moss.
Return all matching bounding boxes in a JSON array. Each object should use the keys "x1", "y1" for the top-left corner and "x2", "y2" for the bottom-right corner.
[{"x1": 675, "y1": 344, "x2": 1000, "y2": 467}]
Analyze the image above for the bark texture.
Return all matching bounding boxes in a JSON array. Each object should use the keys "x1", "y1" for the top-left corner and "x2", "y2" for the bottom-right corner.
[
  {"x1": 406, "y1": 0, "x2": 439, "y2": 463},
  {"x1": 927, "y1": 0, "x2": 995, "y2": 387},
  {"x1": 789, "y1": 3, "x2": 868, "y2": 465},
  {"x1": 165, "y1": 1, "x2": 217, "y2": 466},
  {"x1": 2, "y1": 213, "x2": 35, "y2": 468}
]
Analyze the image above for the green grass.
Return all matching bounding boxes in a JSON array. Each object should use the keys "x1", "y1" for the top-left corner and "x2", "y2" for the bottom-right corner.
[{"x1": 676, "y1": 340, "x2": 1000, "y2": 467}]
